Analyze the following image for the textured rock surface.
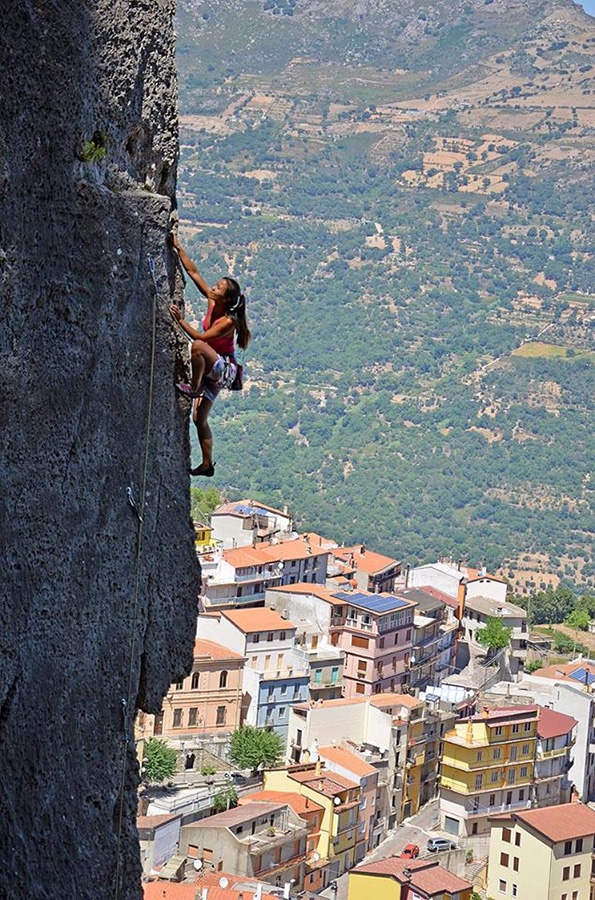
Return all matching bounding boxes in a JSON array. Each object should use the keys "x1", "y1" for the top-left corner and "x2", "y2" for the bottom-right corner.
[{"x1": 0, "y1": 3, "x2": 200, "y2": 898}]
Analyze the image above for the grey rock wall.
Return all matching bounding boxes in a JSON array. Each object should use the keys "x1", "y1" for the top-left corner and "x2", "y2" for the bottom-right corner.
[{"x1": 0, "y1": 2, "x2": 200, "y2": 898}]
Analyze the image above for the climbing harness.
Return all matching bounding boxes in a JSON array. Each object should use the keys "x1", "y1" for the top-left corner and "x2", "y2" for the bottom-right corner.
[{"x1": 113, "y1": 251, "x2": 160, "y2": 900}]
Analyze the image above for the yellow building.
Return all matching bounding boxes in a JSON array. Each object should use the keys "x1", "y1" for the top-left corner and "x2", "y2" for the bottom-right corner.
[
  {"x1": 439, "y1": 705, "x2": 539, "y2": 837},
  {"x1": 487, "y1": 802, "x2": 595, "y2": 900},
  {"x1": 348, "y1": 857, "x2": 473, "y2": 900},
  {"x1": 264, "y1": 763, "x2": 361, "y2": 886},
  {"x1": 194, "y1": 521, "x2": 217, "y2": 553}
]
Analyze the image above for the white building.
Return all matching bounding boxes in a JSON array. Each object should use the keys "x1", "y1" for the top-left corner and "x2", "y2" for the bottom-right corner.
[
  {"x1": 461, "y1": 594, "x2": 528, "y2": 672},
  {"x1": 210, "y1": 500, "x2": 295, "y2": 549}
]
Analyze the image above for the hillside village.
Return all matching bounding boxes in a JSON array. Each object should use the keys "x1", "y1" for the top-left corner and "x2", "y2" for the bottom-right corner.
[{"x1": 136, "y1": 500, "x2": 595, "y2": 899}]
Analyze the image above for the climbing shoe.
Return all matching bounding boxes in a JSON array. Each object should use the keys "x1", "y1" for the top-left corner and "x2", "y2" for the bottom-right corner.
[{"x1": 190, "y1": 462, "x2": 216, "y2": 477}]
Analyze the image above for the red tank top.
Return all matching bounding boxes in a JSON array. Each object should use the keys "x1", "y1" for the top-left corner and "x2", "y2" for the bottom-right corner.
[{"x1": 203, "y1": 308, "x2": 236, "y2": 357}]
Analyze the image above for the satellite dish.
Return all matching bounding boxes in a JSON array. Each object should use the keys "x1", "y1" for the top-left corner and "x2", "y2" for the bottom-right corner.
[
  {"x1": 312, "y1": 852, "x2": 320, "y2": 862},
  {"x1": 219, "y1": 877, "x2": 229, "y2": 889},
  {"x1": 277, "y1": 562, "x2": 284, "y2": 571},
  {"x1": 193, "y1": 860, "x2": 203, "y2": 871},
  {"x1": 333, "y1": 796, "x2": 341, "y2": 806}
]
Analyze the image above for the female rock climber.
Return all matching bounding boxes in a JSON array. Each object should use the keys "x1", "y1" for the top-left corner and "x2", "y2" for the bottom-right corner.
[{"x1": 169, "y1": 233, "x2": 251, "y2": 477}]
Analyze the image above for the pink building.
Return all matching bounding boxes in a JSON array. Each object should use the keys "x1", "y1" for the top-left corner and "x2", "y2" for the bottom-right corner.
[
  {"x1": 329, "y1": 591, "x2": 417, "y2": 697},
  {"x1": 140, "y1": 639, "x2": 245, "y2": 739}
]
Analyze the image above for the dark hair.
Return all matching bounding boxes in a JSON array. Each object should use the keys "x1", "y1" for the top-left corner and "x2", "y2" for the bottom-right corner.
[{"x1": 224, "y1": 276, "x2": 251, "y2": 350}]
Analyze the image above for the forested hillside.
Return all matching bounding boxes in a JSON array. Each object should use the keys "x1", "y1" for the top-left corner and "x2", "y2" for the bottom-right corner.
[{"x1": 174, "y1": 0, "x2": 594, "y2": 590}]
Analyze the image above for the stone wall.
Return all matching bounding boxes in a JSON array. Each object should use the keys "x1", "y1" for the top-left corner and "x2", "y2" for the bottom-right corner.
[{"x1": 0, "y1": 2, "x2": 200, "y2": 898}]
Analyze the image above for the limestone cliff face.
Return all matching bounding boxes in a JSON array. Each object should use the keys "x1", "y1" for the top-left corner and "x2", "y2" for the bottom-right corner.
[{"x1": 0, "y1": 3, "x2": 200, "y2": 898}]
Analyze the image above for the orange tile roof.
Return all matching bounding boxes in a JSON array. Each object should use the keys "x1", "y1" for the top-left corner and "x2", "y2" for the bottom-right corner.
[
  {"x1": 496, "y1": 802, "x2": 595, "y2": 843},
  {"x1": 271, "y1": 583, "x2": 346, "y2": 604},
  {"x1": 221, "y1": 607, "x2": 296, "y2": 633},
  {"x1": 223, "y1": 538, "x2": 328, "y2": 568},
  {"x1": 288, "y1": 768, "x2": 359, "y2": 793},
  {"x1": 194, "y1": 639, "x2": 245, "y2": 661},
  {"x1": 334, "y1": 545, "x2": 399, "y2": 576},
  {"x1": 352, "y1": 858, "x2": 472, "y2": 895},
  {"x1": 241, "y1": 790, "x2": 323, "y2": 816},
  {"x1": 144, "y1": 872, "x2": 278, "y2": 900},
  {"x1": 317, "y1": 746, "x2": 377, "y2": 777},
  {"x1": 369, "y1": 692, "x2": 423, "y2": 710},
  {"x1": 537, "y1": 706, "x2": 577, "y2": 740},
  {"x1": 531, "y1": 660, "x2": 595, "y2": 683}
]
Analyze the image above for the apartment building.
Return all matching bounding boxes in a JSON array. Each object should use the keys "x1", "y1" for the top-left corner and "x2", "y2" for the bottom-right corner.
[
  {"x1": 534, "y1": 707, "x2": 576, "y2": 807},
  {"x1": 399, "y1": 586, "x2": 458, "y2": 686},
  {"x1": 487, "y1": 802, "x2": 595, "y2": 900},
  {"x1": 138, "y1": 639, "x2": 245, "y2": 741},
  {"x1": 462, "y1": 594, "x2": 528, "y2": 673},
  {"x1": 408, "y1": 559, "x2": 507, "y2": 620},
  {"x1": 179, "y1": 800, "x2": 309, "y2": 888},
  {"x1": 348, "y1": 857, "x2": 473, "y2": 900},
  {"x1": 328, "y1": 591, "x2": 417, "y2": 697},
  {"x1": 210, "y1": 500, "x2": 295, "y2": 550},
  {"x1": 317, "y1": 745, "x2": 379, "y2": 854},
  {"x1": 265, "y1": 584, "x2": 345, "y2": 700},
  {"x1": 329, "y1": 544, "x2": 401, "y2": 594},
  {"x1": 439, "y1": 705, "x2": 539, "y2": 837},
  {"x1": 202, "y1": 538, "x2": 329, "y2": 609},
  {"x1": 264, "y1": 763, "x2": 362, "y2": 884},
  {"x1": 197, "y1": 609, "x2": 309, "y2": 740}
]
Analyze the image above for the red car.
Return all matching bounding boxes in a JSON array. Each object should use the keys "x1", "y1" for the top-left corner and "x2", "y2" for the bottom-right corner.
[{"x1": 399, "y1": 843, "x2": 420, "y2": 859}]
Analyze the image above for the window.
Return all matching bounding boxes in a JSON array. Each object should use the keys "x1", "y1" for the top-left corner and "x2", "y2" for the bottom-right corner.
[
  {"x1": 379, "y1": 638, "x2": 385, "y2": 649},
  {"x1": 267, "y1": 632, "x2": 274, "y2": 642},
  {"x1": 520, "y1": 767, "x2": 528, "y2": 778},
  {"x1": 521, "y1": 743, "x2": 530, "y2": 755},
  {"x1": 356, "y1": 683, "x2": 365, "y2": 695},
  {"x1": 507, "y1": 770, "x2": 515, "y2": 785},
  {"x1": 573, "y1": 865, "x2": 581, "y2": 878},
  {"x1": 524, "y1": 722, "x2": 532, "y2": 731},
  {"x1": 518, "y1": 789, "x2": 525, "y2": 802},
  {"x1": 219, "y1": 670, "x2": 228, "y2": 689},
  {"x1": 472, "y1": 797, "x2": 480, "y2": 812},
  {"x1": 499, "y1": 880, "x2": 506, "y2": 893},
  {"x1": 500, "y1": 853, "x2": 509, "y2": 867},
  {"x1": 188, "y1": 708, "x2": 198, "y2": 727},
  {"x1": 173, "y1": 709, "x2": 182, "y2": 728},
  {"x1": 352, "y1": 635, "x2": 369, "y2": 649},
  {"x1": 576, "y1": 839, "x2": 583, "y2": 853},
  {"x1": 477, "y1": 751, "x2": 483, "y2": 761},
  {"x1": 510, "y1": 745, "x2": 517, "y2": 761},
  {"x1": 475, "y1": 774, "x2": 483, "y2": 790},
  {"x1": 572, "y1": 893, "x2": 579, "y2": 900},
  {"x1": 512, "y1": 885, "x2": 518, "y2": 897},
  {"x1": 279, "y1": 707, "x2": 286, "y2": 719},
  {"x1": 512, "y1": 724, "x2": 520, "y2": 734},
  {"x1": 253, "y1": 633, "x2": 260, "y2": 643},
  {"x1": 489, "y1": 794, "x2": 496, "y2": 806},
  {"x1": 513, "y1": 857, "x2": 519, "y2": 872},
  {"x1": 491, "y1": 771, "x2": 499, "y2": 783},
  {"x1": 191, "y1": 672, "x2": 200, "y2": 690},
  {"x1": 493, "y1": 747, "x2": 502, "y2": 760},
  {"x1": 495, "y1": 726, "x2": 503, "y2": 736},
  {"x1": 563, "y1": 867, "x2": 570, "y2": 881},
  {"x1": 281, "y1": 684, "x2": 287, "y2": 694},
  {"x1": 406, "y1": 629, "x2": 412, "y2": 640},
  {"x1": 514, "y1": 833, "x2": 521, "y2": 847},
  {"x1": 331, "y1": 667, "x2": 339, "y2": 685},
  {"x1": 280, "y1": 631, "x2": 286, "y2": 641},
  {"x1": 564, "y1": 841, "x2": 573, "y2": 855},
  {"x1": 174, "y1": 680, "x2": 183, "y2": 690},
  {"x1": 502, "y1": 828, "x2": 511, "y2": 843},
  {"x1": 358, "y1": 660, "x2": 367, "y2": 673},
  {"x1": 216, "y1": 706, "x2": 226, "y2": 726}
]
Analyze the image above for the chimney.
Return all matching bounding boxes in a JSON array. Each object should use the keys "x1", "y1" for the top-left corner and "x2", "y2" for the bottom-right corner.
[
  {"x1": 404, "y1": 564, "x2": 410, "y2": 589},
  {"x1": 315, "y1": 760, "x2": 322, "y2": 776}
]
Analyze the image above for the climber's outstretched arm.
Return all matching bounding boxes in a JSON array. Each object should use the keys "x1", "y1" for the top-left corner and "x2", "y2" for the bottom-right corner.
[{"x1": 171, "y1": 233, "x2": 210, "y2": 298}]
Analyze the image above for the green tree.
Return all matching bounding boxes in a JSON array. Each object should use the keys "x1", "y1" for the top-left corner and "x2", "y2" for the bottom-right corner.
[
  {"x1": 213, "y1": 785, "x2": 239, "y2": 812},
  {"x1": 228, "y1": 726, "x2": 284, "y2": 773},
  {"x1": 565, "y1": 608, "x2": 590, "y2": 632},
  {"x1": 477, "y1": 617, "x2": 512, "y2": 656},
  {"x1": 190, "y1": 486, "x2": 221, "y2": 521},
  {"x1": 143, "y1": 738, "x2": 178, "y2": 783}
]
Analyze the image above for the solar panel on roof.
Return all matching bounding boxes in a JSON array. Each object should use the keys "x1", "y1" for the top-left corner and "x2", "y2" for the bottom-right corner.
[
  {"x1": 569, "y1": 667, "x2": 595, "y2": 685},
  {"x1": 332, "y1": 591, "x2": 409, "y2": 612}
]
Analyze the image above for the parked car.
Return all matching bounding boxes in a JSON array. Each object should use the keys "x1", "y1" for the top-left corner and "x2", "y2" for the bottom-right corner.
[
  {"x1": 427, "y1": 837, "x2": 456, "y2": 852},
  {"x1": 399, "y1": 844, "x2": 420, "y2": 859}
]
